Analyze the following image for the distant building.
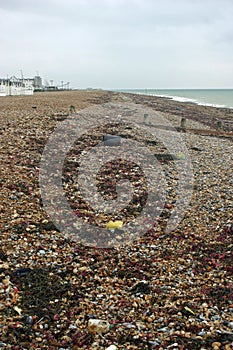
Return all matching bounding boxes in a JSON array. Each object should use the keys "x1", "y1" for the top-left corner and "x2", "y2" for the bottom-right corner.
[
  {"x1": 0, "y1": 79, "x2": 9, "y2": 96},
  {"x1": 0, "y1": 74, "x2": 70, "y2": 95},
  {"x1": 33, "y1": 75, "x2": 43, "y2": 90},
  {"x1": 0, "y1": 76, "x2": 34, "y2": 96}
]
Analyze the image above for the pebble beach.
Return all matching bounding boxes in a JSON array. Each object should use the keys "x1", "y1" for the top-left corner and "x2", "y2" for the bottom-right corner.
[{"x1": 0, "y1": 90, "x2": 233, "y2": 349}]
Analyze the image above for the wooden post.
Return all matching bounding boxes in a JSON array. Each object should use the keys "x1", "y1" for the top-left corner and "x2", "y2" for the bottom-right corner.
[
  {"x1": 69, "y1": 105, "x2": 76, "y2": 114},
  {"x1": 217, "y1": 121, "x2": 223, "y2": 131},
  {"x1": 144, "y1": 113, "x2": 149, "y2": 124},
  {"x1": 180, "y1": 117, "x2": 186, "y2": 129}
]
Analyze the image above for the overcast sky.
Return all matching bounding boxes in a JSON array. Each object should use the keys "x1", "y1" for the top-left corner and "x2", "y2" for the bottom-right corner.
[{"x1": 0, "y1": 0, "x2": 233, "y2": 89}]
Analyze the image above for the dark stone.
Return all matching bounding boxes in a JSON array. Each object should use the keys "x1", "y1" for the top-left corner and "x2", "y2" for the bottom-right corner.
[
  {"x1": 130, "y1": 281, "x2": 151, "y2": 294},
  {"x1": 0, "y1": 250, "x2": 7, "y2": 261},
  {"x1": 13, "y1": 267, "x2": 32, "y2": 277},
  {"x1": 154, "y1": 154, "x2": 178, "y2": 161},
  {"x1": 145, "y1": 140, "x2": 157, "y2": 146},
  {"x1": 191, "y1": 146, "x2": 202, "y2": 151}
]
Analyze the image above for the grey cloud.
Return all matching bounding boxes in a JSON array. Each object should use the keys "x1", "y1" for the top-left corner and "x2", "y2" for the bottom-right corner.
[{"x1": 1, "y1": 0, "x2": 233, "y2": 88}]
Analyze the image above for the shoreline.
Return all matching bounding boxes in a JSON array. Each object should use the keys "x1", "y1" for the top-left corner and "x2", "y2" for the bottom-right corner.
[
  {"x1": 0, "y1": 90, "x2": 232, "y2": 349},
  {"x1": 117, "y1": 89, "x2": 233, "y2": 110},
  {"x1": 118, "y1": 91, "x2": 233, "y2": 133}
]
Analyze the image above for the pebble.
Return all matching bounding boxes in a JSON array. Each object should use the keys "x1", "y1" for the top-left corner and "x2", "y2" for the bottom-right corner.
[
  {"x1": 88, "y1": 319, "x2": 110, "y2": 334},
  {"x1": 26, "y1": 316, "x2": 34, "y2": 324}
]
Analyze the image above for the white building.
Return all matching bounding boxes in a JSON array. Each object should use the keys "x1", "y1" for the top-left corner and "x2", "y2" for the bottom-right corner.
[
  {"x1": 0, "y1": 76, "x2": 34, "y2": 96},
  {"x1": 0, "y1": 79, "x2": 10, "y2": 96}
]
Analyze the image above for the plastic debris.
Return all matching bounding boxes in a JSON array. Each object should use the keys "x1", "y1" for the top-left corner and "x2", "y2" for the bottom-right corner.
[
  {"x1": 106, "y1": 220, "x2": 123, "y2": 229},
  {"x1": 103, "y1": 134, "x2": 121, "y2": 146}
]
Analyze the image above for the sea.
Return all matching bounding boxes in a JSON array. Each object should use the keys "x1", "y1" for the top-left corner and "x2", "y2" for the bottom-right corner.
[{"x1": 117, "y1": 89, "x2": 233, "y2": 109}]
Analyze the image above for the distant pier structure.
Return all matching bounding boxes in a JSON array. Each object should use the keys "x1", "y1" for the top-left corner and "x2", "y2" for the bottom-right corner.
[{"x1": 43, "y1": 79, "x2": 70, "y2": 91}]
